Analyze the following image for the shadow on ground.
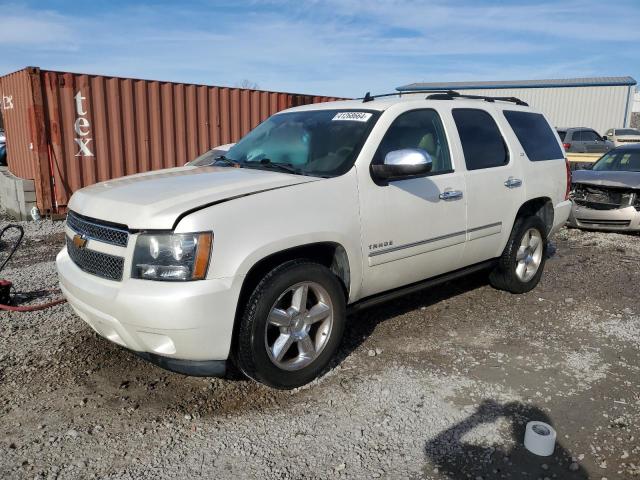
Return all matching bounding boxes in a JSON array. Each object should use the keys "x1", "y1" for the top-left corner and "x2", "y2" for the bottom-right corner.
[
  {"x1": 333, "y1": 270, "x2": 491, "y2": 368},
  {"x1": 60, "y1": 270, "x2": 493, "y2": 392},
  {"x1": 424, "y1": 399, "x2": 589, "y2": 479}
]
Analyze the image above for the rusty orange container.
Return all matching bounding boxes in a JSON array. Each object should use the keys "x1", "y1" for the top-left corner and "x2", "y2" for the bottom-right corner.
[{"x1": 0, "y1": 67, "x2": 343, "y2": 213}]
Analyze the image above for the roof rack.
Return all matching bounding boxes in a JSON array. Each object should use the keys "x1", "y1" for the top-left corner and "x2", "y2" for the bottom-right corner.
[
  {"x1": 426, "y1": 90, "x2": 528, "y2": 106},
  {"x1": 358, "y1": 89, "x2": 528, "y2": 106}
]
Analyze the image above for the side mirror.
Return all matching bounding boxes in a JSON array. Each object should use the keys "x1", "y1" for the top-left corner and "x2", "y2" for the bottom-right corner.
[
  {"x1": 371, "y1": 148, "x2": 433, "y2": 180},
  {"x1": 602, "y1": 135, "x2": 608, "y2": 141}
]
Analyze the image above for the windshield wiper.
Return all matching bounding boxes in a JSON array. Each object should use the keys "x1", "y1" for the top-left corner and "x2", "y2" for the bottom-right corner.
[
  {"x1": 213, "y1": 155, "x2": 243, "y2": 167},
  {"x1": 249, "y1": 158, "x2": 302, "y2": 175}
]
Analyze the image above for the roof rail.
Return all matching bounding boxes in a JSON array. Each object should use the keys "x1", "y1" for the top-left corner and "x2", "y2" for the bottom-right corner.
[
  {"x1": 358, "y1": 89, "x2": 453, "y2": 103},
  {"x1": 426, "y1": 90, "x2": 529, "y2": 106},
  {"x1": 357, "y1": 89, "x2": 528, "y2": 106}
]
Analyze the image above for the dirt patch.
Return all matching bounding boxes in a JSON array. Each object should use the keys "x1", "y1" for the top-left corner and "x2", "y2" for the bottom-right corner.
[{"x1": 1, "y1": 218, "x2": 639, "y2": 479}]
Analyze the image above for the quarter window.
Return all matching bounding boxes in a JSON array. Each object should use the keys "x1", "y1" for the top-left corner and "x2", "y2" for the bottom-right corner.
[
  {"x1": 503, "y1": 110, "x2": 564, "y2": 161},
  {"x1": 452, "y1": 109, "x2": 509, "y2": 170},
  {"x1": 374, "y1": 109, "x2": 452, "y2": 174}
]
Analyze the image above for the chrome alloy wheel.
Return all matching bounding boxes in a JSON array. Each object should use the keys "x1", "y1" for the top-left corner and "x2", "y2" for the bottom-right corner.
[
  {"x1": 516, "y1": 228, "x2": 543, "y2": 282},
  {"x1": 265, "y1": 282, "x2": 334, "y2": 371}
]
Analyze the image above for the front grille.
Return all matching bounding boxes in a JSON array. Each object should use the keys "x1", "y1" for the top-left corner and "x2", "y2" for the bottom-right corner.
[
  {"x1": 66, "y1": 236, "x2": 125, "y2": 281},
  {"x1": 67, "y1": 211, "x2": 129, "y2": 247},
  {"x1": 577, "y1": 218, "x2": 631, "y2": 227},
  {"x1": 618, "y1": 139, "x2": 640, "y2": 143},
  {"x1": 574, "y1": 200, "x2": 620, "y2": 211}
]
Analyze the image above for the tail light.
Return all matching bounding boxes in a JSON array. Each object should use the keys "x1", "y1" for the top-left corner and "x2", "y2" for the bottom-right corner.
[
  {"x1": 563, "y1": 143, "x2": 571, "y2": 151},
  {"x1": 564, "y1": 159, "x2": 572, "y2": 200}
]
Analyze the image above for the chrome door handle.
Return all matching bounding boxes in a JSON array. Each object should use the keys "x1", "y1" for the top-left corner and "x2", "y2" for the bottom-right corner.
[
  {"x1": 439, "y1": 190, "x2": 463, "y2": 200},
  {"x1": 504, "y1": 177, "x2": 522, "y2": 188}
]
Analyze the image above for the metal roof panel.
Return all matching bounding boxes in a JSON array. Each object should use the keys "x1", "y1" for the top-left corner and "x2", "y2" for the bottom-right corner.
[{"x1": 397, "y1": 76, "x2": 637, "y2": 91}]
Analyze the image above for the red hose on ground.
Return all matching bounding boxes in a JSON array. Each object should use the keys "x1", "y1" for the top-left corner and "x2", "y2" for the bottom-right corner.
[
  {"x1": 0, "y1": 224, "x2": 67, "y2": 312},
  {"x1": 0, "y1": 298, "x2": 67, "y2": 312}
]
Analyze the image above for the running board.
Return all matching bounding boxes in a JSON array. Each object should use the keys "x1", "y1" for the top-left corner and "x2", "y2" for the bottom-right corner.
[{"x1": 348, "y1": 259, "x2": 496, "y2": 313}]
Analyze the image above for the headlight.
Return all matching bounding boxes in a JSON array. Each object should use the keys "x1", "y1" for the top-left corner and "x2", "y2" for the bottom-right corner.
[{"x1": 132, "y1": 232, "x2": 212, "y2": 281}]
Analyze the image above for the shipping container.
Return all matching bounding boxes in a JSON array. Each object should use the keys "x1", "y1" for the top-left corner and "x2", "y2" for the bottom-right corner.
[{"x1": 0, "y1": 67, "x2": 343, "y2": 214}]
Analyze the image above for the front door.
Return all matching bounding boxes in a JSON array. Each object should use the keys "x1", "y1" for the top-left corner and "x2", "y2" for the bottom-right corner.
[
  {"x1": 357, "y1": 108, "x2": 467, "y2": 298},
  {"x1": 584, "y1": 130, "x2": 608, "y2": 153}
]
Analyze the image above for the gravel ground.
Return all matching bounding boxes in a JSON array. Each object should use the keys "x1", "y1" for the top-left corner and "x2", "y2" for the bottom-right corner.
[{"x1": 1, "y1": 214, "x2": 639, "y2": 479}]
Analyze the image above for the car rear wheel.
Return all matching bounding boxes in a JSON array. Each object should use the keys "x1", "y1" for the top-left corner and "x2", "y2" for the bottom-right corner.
[
  {"x1": 489, "y1": 215, "x2": 547, "y2": 294},
  {"x1": 234, "y1": 260, "x2": 346, "y2": 389}
]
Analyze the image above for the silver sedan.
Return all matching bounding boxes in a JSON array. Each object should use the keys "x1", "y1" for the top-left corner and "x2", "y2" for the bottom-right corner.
[{"x1": 568, "y1": 144, "x2": 640, "y2": 232}]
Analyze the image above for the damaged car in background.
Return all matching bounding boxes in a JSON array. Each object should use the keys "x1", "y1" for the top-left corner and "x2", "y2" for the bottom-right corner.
[
  {"x1": 604, "y1": 127, "x2": 640, "y2": 147},
  {"x1": 568, "y1": 144, "x2": 640, "y2": 231}
]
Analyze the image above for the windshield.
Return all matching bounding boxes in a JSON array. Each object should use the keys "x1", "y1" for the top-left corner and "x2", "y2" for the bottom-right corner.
[
  {"x1": 592, "y1": 149, "x2": 640, "y2": 172},
  {"x1": 615, "y1": 129, "x2": 640, "y2": 136},
  {"x1": 223, "y1": 109, "x2": 379, "y2": 177}
]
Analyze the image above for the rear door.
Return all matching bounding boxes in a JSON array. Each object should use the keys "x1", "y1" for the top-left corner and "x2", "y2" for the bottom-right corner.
[
  {"x1": 450, "y1": 107, "x2": 525, "y2": 266},
  {"x1": 571, "y1": 130, "x2": 587, "y2": 152}
]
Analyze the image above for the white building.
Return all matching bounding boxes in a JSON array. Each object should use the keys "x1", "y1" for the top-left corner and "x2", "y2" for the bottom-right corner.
[{"x1": 397, "y1": 77, "x2": 637, "y2": 135}]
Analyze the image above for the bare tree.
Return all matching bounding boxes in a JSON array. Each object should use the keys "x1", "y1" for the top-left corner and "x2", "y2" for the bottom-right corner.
[{"x1": 236, "y1": 79, "x2": 260, "y2": 90}]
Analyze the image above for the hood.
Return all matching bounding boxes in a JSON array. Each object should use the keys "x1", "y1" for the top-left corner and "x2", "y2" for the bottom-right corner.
[
  {"x1": 69, "y1": 166, "x2": 319, "y2": 229},
  {"x1": 572, "y1": 169, "x2": 640, "y2": 189}
]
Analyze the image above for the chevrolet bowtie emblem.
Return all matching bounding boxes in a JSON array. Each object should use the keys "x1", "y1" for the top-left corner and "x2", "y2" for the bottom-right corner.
[{"x1": 73, "y1": 234, "x2": 88, "y2": 249}]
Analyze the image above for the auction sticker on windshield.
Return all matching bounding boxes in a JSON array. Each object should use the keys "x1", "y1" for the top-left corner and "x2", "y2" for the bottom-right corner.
[{"x1": 332, "y1": 112, "x2": 373, "y2": 122}]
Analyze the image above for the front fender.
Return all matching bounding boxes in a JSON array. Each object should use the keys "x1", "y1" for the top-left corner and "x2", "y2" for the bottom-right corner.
[{"x1": 175, "y1": 171, "x2": 364, "y2": 302}]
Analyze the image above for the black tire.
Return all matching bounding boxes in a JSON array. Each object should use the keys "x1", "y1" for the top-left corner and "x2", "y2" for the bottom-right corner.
[
  {"x1": 489, "y1": 215, "x2": 548, "y2": 294},
  {"x1": 234, "y1": 260, "x2": 346, "y2": 389}
]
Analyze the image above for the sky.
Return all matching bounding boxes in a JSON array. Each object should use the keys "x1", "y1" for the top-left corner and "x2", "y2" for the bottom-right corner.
[{"x1": 1, "y1": 0, "x2": 639, "y2": 98}]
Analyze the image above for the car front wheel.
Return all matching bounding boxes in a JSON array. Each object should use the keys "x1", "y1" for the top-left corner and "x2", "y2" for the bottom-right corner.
[{"x1": 234, "y1": 260, "x2": 346, "y2": 389}]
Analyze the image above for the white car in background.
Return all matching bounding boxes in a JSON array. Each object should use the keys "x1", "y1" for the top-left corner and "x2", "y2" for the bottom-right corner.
[{"x1": 604, "y1": 128, "x2": 640, "y2": 147}]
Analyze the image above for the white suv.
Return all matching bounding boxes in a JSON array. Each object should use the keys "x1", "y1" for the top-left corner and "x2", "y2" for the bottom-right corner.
[{"x1": 57, "y1": 91, "x2": 572, "y2": 389}]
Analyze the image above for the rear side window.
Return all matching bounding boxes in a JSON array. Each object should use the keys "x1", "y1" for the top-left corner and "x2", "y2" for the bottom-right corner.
[
  {"x1": 452, "y1": 109, "x2": 508, "y2": 170},
  {"x1": 503, "y1": 110, "x2": 564, "y2": 161}
]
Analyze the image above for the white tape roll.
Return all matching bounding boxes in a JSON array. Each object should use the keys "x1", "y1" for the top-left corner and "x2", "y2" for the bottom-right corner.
[{"x1": 524, "y1": 421, "x2": 556, "y2": 456}]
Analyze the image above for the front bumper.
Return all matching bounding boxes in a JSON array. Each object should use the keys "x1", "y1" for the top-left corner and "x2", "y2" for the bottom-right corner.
[
  {"x1": 57, "y1": 247, "x2": 245, "y2": 365},
  {"x1": 567, "y1": 203, "x2": 640, "y2": 231}
]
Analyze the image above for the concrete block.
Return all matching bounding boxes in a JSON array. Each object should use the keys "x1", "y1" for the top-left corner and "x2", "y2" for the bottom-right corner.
[
  {"x1": 22, "y1": 190, "x2": 37, "y2": 203},
  {"x1": 21, "y1": 179, "x2": 36, "y2": 192},
  {"x1": 0, "y1": 168, "x2": 37, "y2": 221}
]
